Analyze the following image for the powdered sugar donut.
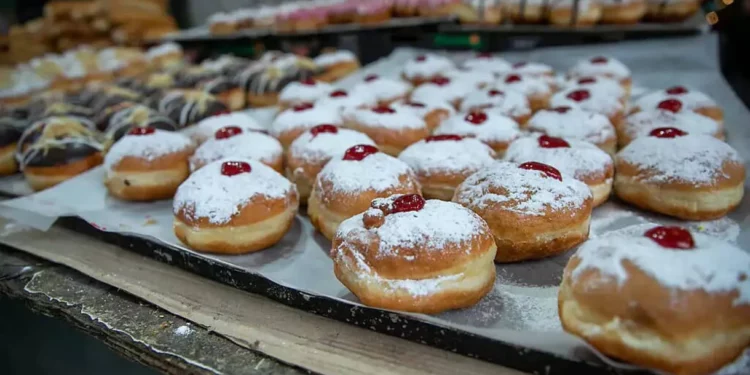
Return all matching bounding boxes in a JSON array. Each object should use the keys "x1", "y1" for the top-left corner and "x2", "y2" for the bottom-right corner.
[
  {"x1": 351, "y1": 74, "x2": 412, "y2": 105},
  {"x1": 315, "y1": 88, "x2": 377, "y2": 114},
  {"x1": 461, "y1": 52, "x2": 512, "y2": 75},
  {"x1": 313, "y1": 50, "x2": 360, "y2": 82},
  {"x1": 548, "y1": 0, "x2": 603, "y2": 26},
  {"x1": 278, "y1": 78, "x2": 334, "y2": 110},
  {"x1": 615, "y1": 130, "x2": 745, "y2": 220},
  {"x1": 495, "y1": 73, "x2": 553, "y2": 112},
  {"x1": 567, "y1": 56, "x2": 632, "y2": 94},
  {"x1": 104, "y1": 127, "x2": 194, "y2": 201},
  {"x1": 398, "y1": 135, "x2": 496, "y2": 200},
  {"x1": 270, "y1": 103, "x2": 342, "y2": 148},
  {"x1": 173, "y1": 158, "x2": 299, "y2": 254},
  {"x1": 308, "y1": 145, "x2": 421, "y2": 240},
  {"x1": 190, "y1": 126, "x2": 283, "y2": 173},
  {"x1": 332, "y1": 194, "x2": 497, "y2": 314},
  {"x1": 286, "y1": 124, "x2": 375, "y2": 204},
  {"x1": 631, "y1": 86, "x2": 723, "y2": 124},
  {"x1": 187, "y1": 111, "x2": 264, "y2": 144},
  {"x1": 454, "y1": 161, "x2": 593, "y2": 262},
  {"x1": 561, "y1": 76, "x2": 627, "y2": 103},
  {"x1": 409, "y1": 75, "x2": 474, "y2": 109},
  {"x1": 619, "y1": 110, "x2": 724, "y2": 147},
  {"x1": 508, "y1": 61, "x2": 554, "y2": 79},
  {"x1": 434, "y1": 111, "x2": 521, "y2": 156},
  {"x1": 401, "y1": 54, "x2": 455, "y2": 86},
  {"x1": 559, "y1": 224, "x2": 750, "y2": 375},
  {"x1": 527, "y1": 106, "x2": 617, "y2": 155},
  {"x1": 342, "y1": 105, "x2": 429, "y2": 156},
  {"x1": 459, "y1": 88, "x2": 532, "y2": 125},
  {"x1": 391, "y1": 99, "x2": 456, "y2": 131},
  {"x1": 551, "y1": 87, "x2": 625, "y2": 128},
  {"x1": 441, "y1": 68, "x2": 496, "y2": 89},
  {"x1": 505, "y1": 135, "x2": 614, "y2": 207}
]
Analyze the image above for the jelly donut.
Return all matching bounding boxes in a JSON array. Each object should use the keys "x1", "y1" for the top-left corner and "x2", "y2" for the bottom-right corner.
[
  {"x1": 156, "y1": 89, "x2": 228, "y2": 128},
  {"x1": 351, "y1": 74, "x2": 412, "y2": 105},
  {"x1": 173, "y1": 158, "x2": 299, "y2": 254},
  {"x1": 391, "y1": 99, "x2": 456, "y2": 132},
  {"x1": 618, "y1": 110, "x2": 723, "y2": 148},
  {"x1": 401, "y1": 54, "x2": 455, "y2": 86},
  {"x1": 567, "y1": 56, "x2": 632, "y2": 95},
  {"x1": 548, "y1": 0, "x2": 603, "y2": 26},
  {"x1": 101, "y1": 103, "x2": 179, "y2": 142},
  {"x1": 630, "y1": 86, "x2": 723, "y2": 124},
  {"x1": 551, "y1": 87, "x2": 625, "y2": 128},
  {"x1": 332, "y1": 194, "x2": 497, "y2": 314},
  {"x1": 190, "y1": 126, "x2": 283, "y2": 173},
  {"x1": 342, "y1": 105, "x2": 429, "y2": 156},
  {"x1": 104, "y1": 127, "x2": 194, "y2": 201},
  {"x1": 527, "y1": 106, "x2": 617, "y2": 155},
  {"x1": 0, "y1": 118, "x2": 23, "y2": 175},
  {"x1": 600, "y1": 0, "x2": 647, "y2": 24},
  {"x1": 278, "y1": 78, "x2": 334, "y2": 110},
  {"x1": 645, "y1": 0, "x2": 701, "y2": 22},
  {"x1": 495, "y1": 73, "x2": 553, "y2": 112},
  {"x1": 434, "y1": 111, "x2": 521, "y2": 156},
  {"x1": 409, "y1": 75, "x2": 473, "y2": 109},
  {"x1": 441, "y1": 68, "x2": 497, "y2": 90},
  {"x1": 398, "y1": 135, "x2": 496, "y2": 200},
  {"x1": 188, "y1": 111, "x2": 264, "y2": 144},
  {"x1": 308, "y1": 144, "x2": 421, "y2": 240},
  {"x1": 286, "y1": 124, "x2": 375, "y2": 204},
  {"x1": 559, "y1": 224, "x2": 750, "y2": 375},
  {"x1": 561, "y1": 75, "x2": 627, "y2": 103},
  {"x1": 614, "y1": 129, "x2": 744, "y2": 220},
  {"x1": 505, "y1": 135, "x2": 614, "y2": 207},
  {"x1": 460, "y1": 88, "x2": 532, "y2": 125},
  {"x1": 508, "y1": 61, "x2": 554, "y2": 79},
  {"x1": 269, "y1": 103, "x2": 342, "y2": 149},
  {"x1": 313, "y1": 50, "x2": 360, "y2": 82},
  {"x1": 17, "y1": 116, "x2": 105, "y2": 191},
  {"x1": 315, "y1": 88, "x2": 377, "y2": 115},
  {"x1": 454, "y1": 161, "x2": 593, "y2": 262},
  {"x1": 461, "y1": 52, "x2": 512, "y2": 75}
]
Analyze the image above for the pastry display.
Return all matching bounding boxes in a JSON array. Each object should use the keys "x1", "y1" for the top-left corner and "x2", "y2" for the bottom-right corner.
[
  {"x1": 527, "y1": 106, "x2": 617, "y2": 155},
  {"x1": 314, "y1": 88, "x2": 377, "y2": 114},
  {"x1": 270, "y1": 103, "x2": 343, "y2": 149},
  {"x1": 342, "y1": 105, "x2": 429, "y2": 156},
  {"x1": 391, "y1": 99, "x2": 456, "y2": 131},
  {"x1": 434, "y1": 110, "x2": 521, "y2": 156},
  {"x1": 550, "y1": 87, "x2": 625, "y2": 127},
  {"x1": 398, "y1": 135, "x2": 496, "y2": 200},
  {"x1": 505, "y1": 135, "x2": 614, "y2": 207},
  {"x1": 618, "y1": 109, "x2": 723, "y2": 148},
  {"x1": 332, "y1": 194, "x2": 497, "y2": 314},
  {"x1": 308, "y1": 144, "x2": 421, "y2": 240},
  {"x1": 313, "y1": 50, "x2": 360, "y2": 82},
  {"x1": 104, "y1": 127, "x2": 194, "y2": 201},
  {"x1": 155, "y1": 89, "x2": 228, "y2": 128},
  {"x1": 188, "y1": 112, "x2": 264, "y2": 144},
  {"x1": 350, "y1": 74, "x2": 412, "y2": 105},
  {"x1": 286, "y1": 124, "x2": 375, "y2": 203},
  {"x1": 459, "y1": 88, "x2": 532, "y2": 125},
  {"x1": 453, "y1": 161, "x2": 593, "y2": 262},
  {"x1": 614, "y1": 129, "x2": 744, "y2": 220},
  {"x1": 494, "y1": 73, "x2": 554, "y2": 112},
  {"x1": 278, "y1": 78, "x2": 334, "y2": 110},
  {"x1": 173, "y1": 158, "x2": 299, "y2": 254},
  {"x1": 567, "y1": 56, "x2": 632, "y2": 94},
  {"x1": 100, "y1": 103, "x2": 179, "y2": 142},
  {"x1": 190, "y1": 126, "x2": 284, "y2": 173},
  {"x1": 401, "y1": 54, "x2": 455, "y2": 86},
  {"x1": 630, "y1": 86, "x2": 723, "y2": 123},
  {"x1": 409, "y1": 75, "x2": 474, "y2": 109},
  {"x1": 559, "y1": 224, "x2": 750, "y2": 375}
]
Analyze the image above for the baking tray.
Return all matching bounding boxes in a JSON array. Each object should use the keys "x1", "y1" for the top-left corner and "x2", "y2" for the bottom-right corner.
[{"x1": 2, "y1": 34, "x2": 749, "y2": 375}]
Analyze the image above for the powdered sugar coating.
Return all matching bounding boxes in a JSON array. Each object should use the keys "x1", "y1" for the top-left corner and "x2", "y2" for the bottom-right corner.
[
  {"x1": 316, "y1": 152, "x2": 417, "y2": 194},
  {"x1": 617, "y1": 134, "x2": 743, "y2": 186},
  {"x1": 402, "y1": 54, "x2": 455, "y2": 80},
  {"x1": 104, "y1": 130, "x2": 193, "y2": 173},
  {"x1": 391, "y1": 99, "x2": 456, "y2": 119},
  {"x1": 278, "y1": 80, "x2": 334, "y2": 104},
  {"x1": 270, "y1": 105, "x2": 342, "y2": 137},
  {"x1": 290, "y1": 127, "x2": 375, "y2": 164},
  {"x1": 504, "y1": 136, "x2": 613, "y2": 181},
  {"x1": 344, "y1": 106, "x2": 427, "y2": 130},
  {"x1": 494, "y1": 74, "x2": 553, "y2": 97},
  {"x1": 315, "y1": 89, "x2": 377, "y2": 113},
  {"x1": 398, "y1": 137, "x2": 496, "y2": 177},
  {"x1": 561, "y1": 76, "x2": 626, "y2": 99},
  {"x1": 527, "y1": 107, "x2": 615, "y2": 145},
  {"x1": 571, "y1": 224, "x2": 750, "y2": 306},
  {"x1": 634, "y1": 87, "x2": 717, "y2": 112},
  {"x1": 187, "y1": 112, "x2": 264, "y2": 143},
  {"x1": 435, "y1": 112, "x2": 521, "y2": 145},
  {"x1": 174, "y1": 158, "x2": 296, "y2": 225},
  {"x1": 622, "y1": 110, "x2": 722, "y2": 141},
  {"x1": 455, "y1": 161, "x2": 592, "y2": 216},
  {"x1": 460, "y1": 89, "x2": 531, "y2": 118},
  {"x1": 351, "y1": 77, "x2": 411, "y2": 103},
  {"x1": 313, "y1": 50, "x2": 357, "y2": 67},
  {"x1": 568, "y1": 56, "x2": 631, "y2": 80},
  {"x1": 190, "y1": 131, "x2": 282, "y2": 171},
  {"x1": 461, "y1": 56, "x2": 512, "y2": 74},
  {"x1": 410, "y1": 78, "x2": 474, "y2": 104},
  {"x1": 441, "y1": 68, "x2": 496, "y2": 89},
  {"x1": 551, "y1": 87, "x2": 624, "y2": 116},
  {"x1": 509, "y1": 62, "x2": 554, "y2": 76}
]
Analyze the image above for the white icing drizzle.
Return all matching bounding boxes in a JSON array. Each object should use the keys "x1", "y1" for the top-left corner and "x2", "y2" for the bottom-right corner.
[
  {"x1": 459, "y1": 89, "x2": 531, "y2": 118},
  {"x1": 461, "y1": 56, "x2": 512, "y2": 74},
  {"x1": 105, "y1": 105, "x2": 177, "y2": 140},
  {"x1": 504, "y1": 136, "x2": 613, "y2": 181},
  {"x1": 550, "y1": 87, "x2": 624, "y2": 116},
  {"x1": 343, "y1": 106, "x2": 427, "y2": 130},
  {"x1": 391, "y1": 99, "x2": 456, "y2": 119},
  {"x1": 17, "y1": 116, "x2": 103, "y2": 169},
  {"x1": 350, "y1": 77, "x2": 412, "y2": 102},
  {"x1": 174, "y1": 158, "x2": 296, "y2": 225},
  {"x1": 616, "y1": 134, "x2": 743, "y2": 186},
  {"x1": 454, "y1": 161, "x2": 592, "y2": 216},
  {"x1": 398, "y1": 137, "x2": 496, "y2": 177},
  {"x1": 622, "y1": 110, "x2": 722, "y2": 141},
  {"x1": 527, "y1": 107, "x2": 615, "y2": 145},
  {"x1": 146, "y1": 42, "x2": 182, "y2": 60},
  {"x1": 278, "y1": 80, "x2": 334, "y2": 104},
  {"x1": 402, "y1": 54, "x2": 455, "y2": 80},
  {"x1": 567, "y1": 56, "x2": 631, "y2": 80},
  {"x1": 104, "y1": 130, "x2": 193, "y2": 174},
  {"x1": 270, "y1": 105, "x2": 342, "y2": 137},
  {"x1": 634, "y1": 87, "x2": 718, "y2": 112},
  {"x1": 572, "y1": 225, "x2": 750, "y2": 306},
  {"x1": 289, "y1": 127, "x2": 375, "y2": 164},
  {"x1": 494, "y1": 74, "x2": 553, "y2": 97},
  {"x1": 190, "y1": 131, "x2": 282, "y2": 171},
  {"x1": 435, "y1": 112, "x2": 521, "y2": 145},
  {"x1": 316, "y1": 152, "x2": 417, "y2": 195},
  {"x1": 315, "y1": 89, "x2": 377, "y2": 113},
  {"x1": 410, "y1": 78, "x2": 475, "y2": 104},
  {"x1": 313, "y1": 50, "x2": 357, "y2": 67}
]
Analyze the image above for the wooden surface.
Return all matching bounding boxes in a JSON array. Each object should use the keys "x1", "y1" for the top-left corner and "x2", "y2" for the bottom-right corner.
[{"x1": 0, "y1": 219, "x2": 525, "y2": 375}]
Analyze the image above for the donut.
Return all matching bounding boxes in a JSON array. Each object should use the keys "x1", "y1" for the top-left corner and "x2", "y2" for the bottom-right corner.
[
  {"x1": 619, "y1": 110, "x2": 723, "y2": 148},
  {"x1": 314, "y1": 88, "x2": 377, "y2": 115},
  {"x1": 567, "y1": 56, "x2": 632, "y2": 95},
  {"x1": 173, "y1": 158, "x2": 299, "y2": 254},
  {"x1": 494, "y1": 73, "x2": 553, "y2": 112},
  {"x1": 561, "y1": 75, "x2": 627, "y2": 103},
  {"x1": 332, "y1": 194, "x2": 497, "y2": 314},
  {"x1": 87, "y1": 84, "x2": 142, "y2": 113},
  {"x1": 286, "y1": 124, "x2": 375, "y2": 204},
  {"x1": 459, "y1": 88, "x2": 532, "y2": 126},
  {"x1": 503, "y1": 0, "x2": 548, "y2": 23},
  {"x1": 313, "y1": 50, "x2": 360, "y2": 82},
  {"x1": 145, "y1": 42, "x2": 184, "y2": 71},
  {"x1": 104, "y1": 127, "x2": 194, "y2": 201},
  {"x1": 195, "y1": 75, "x2": 246, "y2": 112},
  {"x1": 187, "y1": 111, "x2": 264, "y2": 144},
  {"x1": 101, "y1": 103, "x2": 179, "y2": 142},
  {"x1": 550, "y1": 87, "x2": 625, "y2": 128},
  {"x1": 630, "y1": 86, "x2": 723, "y2": 124},
  {"x1": 391, "y1": 99, "x2": 456, "y2": 131},
  {"x1": 16, "y1": 116, "x2": 105, "y2": 191},
  {"x1": 353, "y1": 0, "x2": 393, "y2": 24},
  {"x1": 342, "y1": 105, "x2": 429, "y2": 156},
  {"x1": 441, "y1": 68, "x2": 496, "y2": 89},
  {"x1": 508, "y1": 61, "x2": 555, "y2": 80},
  {"x1": 394, "y1": 0, "x2": 420, "y2": 16},
  {"x1": 527, "y1": 105, "x2": 617, "y2": 155},
  {"x1": 505, "y1": 135, "x2": 614, "y2": 207},
  {"x1": 645, "y1": 0, "x2": 700, "y2": 22},
  {"x1": 548, "y1": 0, "x2": 603, "y2": 26},
  {"x1": 460, "y1": 52, "x2": 512, "y2": 75},
  {"x1": 398, "y1": 135, "x2": 496, "y2": 200},
  {"x1": 156, "y1": 89, "x2": 228, "y2": 128},
  {"x1": 453, "y1": 161, "x2": 593, "y2": 262},
  {"x1": 409, "y1": 75, "x2": 474, "y2": 109},
  {"x1": 434, "y1": 110, "x2": 521, "y2": 156},
  {"x1": 270, "y1": 103, "x2": 343, "y2": 149},
  {"x1": 190, "y1": 126, "x2": 283, "y2": 173},
  {"x1": 0, "y1": 117, "x2": 23, "y2": 175},
  {"x1": 464, "y1": 0, "x2": 504, "y2": 24},
  {"x1": 401, "y1": 54, "x2": 455, "y2": 86},
  {"x1": 31, "y1": 102, "x2": 93, "y2": 123},
  {"x1": 599, "y1": 0, "x2": 647, "y2": 24},
  {"x1": 559, "y1": 224, "x2": 750, "y2": 375},
  {"x1": 308, "y1": 144, "x2": 421, "y2": 240},
  {"x1": 614, "y1": 129, "x2": 744, "y2": 220},
  {"x1": 239, "y1": 55, "x2": 317, "y2": 108},
  {"x1": 278, "y1": 78, "x2": 334, "y2": 110},
  {"x1": 201, "y1": 55, "x2": 252, "y2": 77},
  {"x1": 351, "y1": 74, "x2": 412, "y2": 105}
]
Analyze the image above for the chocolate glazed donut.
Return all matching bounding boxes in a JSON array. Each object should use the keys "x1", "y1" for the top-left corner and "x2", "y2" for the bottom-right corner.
[
  {"x1": 197, "y1": 76, "x2": 246, "y2": 111},
  {"x1": 101, "y1": 103, "x2": 179, "y2": 141},
  {"x1": 87, "y1": 85, "x2": 143, "y2": 113},
  {"x1": 156, "y1": 89, "x2": 228, "y2": 128},
  {"x1": 0, "y1": 117, "x2": 24, "y2": 175}
]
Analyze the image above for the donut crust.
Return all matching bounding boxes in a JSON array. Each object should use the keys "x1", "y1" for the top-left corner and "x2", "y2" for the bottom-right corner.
[
  {"x1": 24, "y1": 152, "x2": 103, "y2": 191},
  {"x1": 600, "y1": 1, "x2": 647, "y2": 24},
  {"x1": 315, "y1": 61, "x2": 360, "y2": 83},
  {"x1": 343, "y1": 119, "x2": 429, "y2": 157},
  {"x1": 0, "y1": 143, "x2": 18, "y2": 176},
  {"x1": 105, "y1": 150, "x2": 193, "y2": 201},
  {"x1": 548, "y1": 4, "x2": 603, "y2": 26}
]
